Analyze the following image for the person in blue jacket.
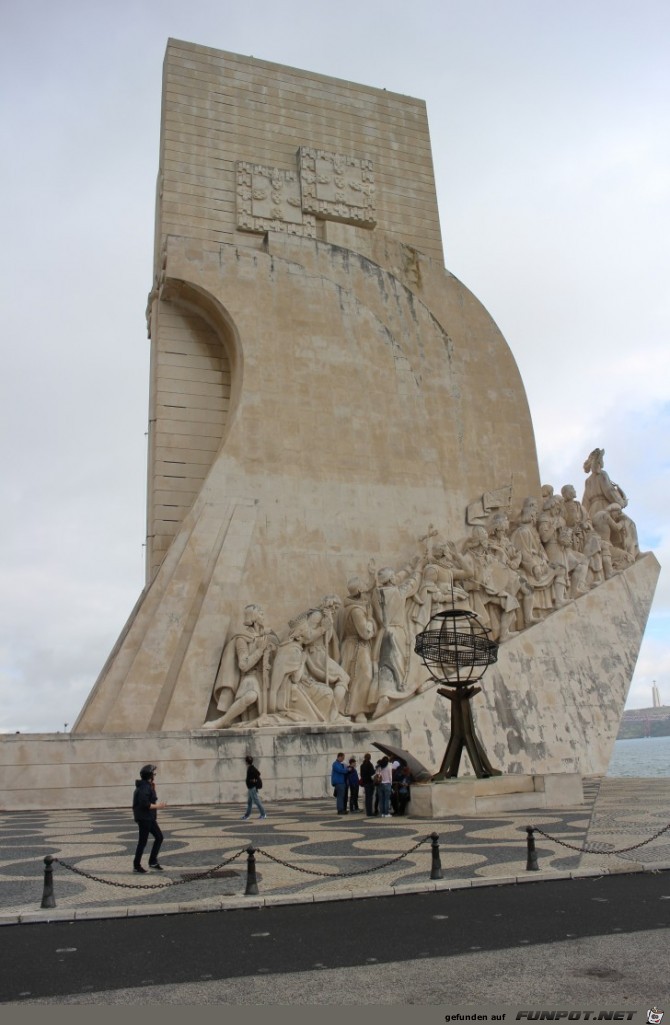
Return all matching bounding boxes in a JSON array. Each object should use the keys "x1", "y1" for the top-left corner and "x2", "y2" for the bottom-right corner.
[{"x1": 331, "y1": 751, "x2": 349, "y2": 814}]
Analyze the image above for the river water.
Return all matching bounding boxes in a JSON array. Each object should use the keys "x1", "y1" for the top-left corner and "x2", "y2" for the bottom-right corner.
[{"x1": 607, "y1": 734, "x2": 670, "y2": 777}]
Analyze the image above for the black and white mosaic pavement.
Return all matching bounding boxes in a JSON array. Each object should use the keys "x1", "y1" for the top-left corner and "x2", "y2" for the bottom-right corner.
[{"x1": 1, "y1": 776, "x2": 668, "y2": 921}]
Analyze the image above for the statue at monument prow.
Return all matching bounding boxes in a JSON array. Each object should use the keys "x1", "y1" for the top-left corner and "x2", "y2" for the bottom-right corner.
[{"x1": 200, "y1": 454, "x2": 644, "y2": 731}]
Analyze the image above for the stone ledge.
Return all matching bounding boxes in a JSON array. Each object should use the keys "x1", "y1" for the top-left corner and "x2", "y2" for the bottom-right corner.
[
  {"x1": 469, "y1": 875, "x2": 518, "y2": 888},
  {"x1": 515, "y1": 871, "x2": 572, "y2": 884},
  {"x1": 263, "y1": 892, "x2": 315, "y2": 906},
  {"x1": 73, "y1": 907, "x2": 129, "y2": 920},
  {"x1": 410, "y1": 773, "x2": 584, "y2": 818}
]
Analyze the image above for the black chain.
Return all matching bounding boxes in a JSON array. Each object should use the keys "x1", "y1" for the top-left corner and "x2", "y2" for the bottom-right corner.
[
  {"x1": 532, "y1": 821, "x2": 670, "y2": 855},
  {"x1": 50, "y1": 835, "x2": 433, "y2": 889},
  {"x1": 252, "y1": 835, "x2": 431, "y2": 878},
  {"x1": 52, "y1": 849, "x2": 246, "y2": 890}
]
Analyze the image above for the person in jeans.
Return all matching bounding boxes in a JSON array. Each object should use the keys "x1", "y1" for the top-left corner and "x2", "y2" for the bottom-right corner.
[
  {"x1": 331, "y1": 751, "x2": 348, "y2": 814},
  {"x1": 242, "y1": 755, "x2": 267, "y2": 820},
  {"x1": 345, "y1": 757, "x2": 360, "y2": 812},
  {"x1": 132, "y1": 763, "x2": 166, "y2": 872},
  {"x1": 377, "y1": 756, "x2": 393, "y2": 817}
]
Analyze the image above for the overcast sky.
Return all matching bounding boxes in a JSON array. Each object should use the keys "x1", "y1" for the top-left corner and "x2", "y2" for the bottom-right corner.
[{"x1": 1, "y1": 0, "x2": 668, "y2": 732}]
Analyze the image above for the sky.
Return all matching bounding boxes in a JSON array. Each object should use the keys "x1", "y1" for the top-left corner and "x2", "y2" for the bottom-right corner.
[{"x1": 1, "y1": 0, "x2": 668, "y2": 732}]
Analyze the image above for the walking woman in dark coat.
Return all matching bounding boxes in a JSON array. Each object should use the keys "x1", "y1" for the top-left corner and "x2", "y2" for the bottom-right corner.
[{"x1": 132, "y1": 764, "x2": 166, "y2": 873}]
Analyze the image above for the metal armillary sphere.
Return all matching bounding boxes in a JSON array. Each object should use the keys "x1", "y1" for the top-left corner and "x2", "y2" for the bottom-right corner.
[{"x1": 414, "y1": 609, "x2": 501, "y2": 780}]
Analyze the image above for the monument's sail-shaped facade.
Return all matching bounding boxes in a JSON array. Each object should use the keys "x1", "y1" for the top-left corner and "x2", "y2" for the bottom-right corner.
[{"x1": 67, "y1": 40, "x2": 659, "y2": 797}]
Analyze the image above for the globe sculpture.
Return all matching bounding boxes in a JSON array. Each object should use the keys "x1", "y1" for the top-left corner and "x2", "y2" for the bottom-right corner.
[{"x1": 414, "y1": 609, "x2": 501, "y2": 780}]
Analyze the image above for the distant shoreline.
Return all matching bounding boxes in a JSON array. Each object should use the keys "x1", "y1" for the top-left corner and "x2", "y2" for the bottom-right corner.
[{"x1": 617, "y1": 708, "x2": 670, "y2": 740}]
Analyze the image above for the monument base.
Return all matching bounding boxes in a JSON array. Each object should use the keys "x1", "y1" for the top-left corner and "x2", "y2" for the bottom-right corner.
[
  {"x1": 0, "y1": 725, "x2": 402, "y2": 812},
  {"x1": 409, "y1": 773, "x2": 583, "y2": 818}
]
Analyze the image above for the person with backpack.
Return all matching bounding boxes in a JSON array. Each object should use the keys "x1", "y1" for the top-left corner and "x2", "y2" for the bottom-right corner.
[
  {"x1": 132, "y1": 763, "x2": 166, "y2": 873},
  {"x1": 242, "y1": 755, "x2": 267, "y2": 820}
]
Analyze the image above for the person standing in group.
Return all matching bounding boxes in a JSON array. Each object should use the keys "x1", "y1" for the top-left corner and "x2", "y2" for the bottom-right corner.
[
  {"x1": 331, "y1": 751, "x2": 348, "y2": 814},
  {"x1": 377, "y1": 756, "x2": 393, "y2": 817},
  {"x1": 396, "y1": 765, "x2": 412, "y2": 816},
  {"x1": 346, "y1": 757, "x2": 360, "y2": 812},
  {"x1": 373, "y1": 757, "x2": 384, "y2": 815},
  {"x1": 359, "y1": 752, "x2": 376, "y2": 816},
  {"x1": 132, "y1": 763, "x2": 166, "y2": 873},
  {"x1": 242, "y1": 755, "x2": 267, "y2": 820},
  {"x1": 390, "y1": 759, "x2": 403, "y2": 816}
]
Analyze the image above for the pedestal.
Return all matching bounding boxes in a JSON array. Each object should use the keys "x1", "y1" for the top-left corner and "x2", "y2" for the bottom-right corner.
[{"x1": 409, "y1": 773, "x2": 583, "y2": 817}]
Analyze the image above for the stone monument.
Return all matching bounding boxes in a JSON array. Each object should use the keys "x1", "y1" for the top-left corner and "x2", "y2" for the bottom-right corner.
[
  {"x1": 74, "y1": 39, "x2": 543, "y2": 735},
  {"x1": 1, "y1": 40, "x2": 659, "y2": 811}
]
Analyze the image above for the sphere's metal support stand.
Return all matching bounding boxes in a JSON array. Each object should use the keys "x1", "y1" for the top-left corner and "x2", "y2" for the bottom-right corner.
[{"x1": 433, "y1": 685, "x2": 501, "y2": 780}]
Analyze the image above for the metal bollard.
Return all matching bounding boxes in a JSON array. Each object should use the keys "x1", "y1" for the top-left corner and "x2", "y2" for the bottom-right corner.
[
  {"x1": 244, "y1": 845, "x2": 259, "y2": 895},
  {"x1": 429, "y1": 832, "x2": 443, "y2": 880},
  {"x1": 41, "y1": 855, "x2": 56, "y2": 908},
  {"x1": 526, "y1": 826, "x2": 539, "y2": 871}
]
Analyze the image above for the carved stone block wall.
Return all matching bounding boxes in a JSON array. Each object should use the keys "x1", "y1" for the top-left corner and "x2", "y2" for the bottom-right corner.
[
  {"x1": 0, "y1": 725, "x2": 401, "y2": 811},
  {"x1": 298, "y1": 147, "x2": 376, "y2": 227},
  {"x1": 236, "y1": 161, "x2": 316, "y2": 238},
  {"x1": 147, "y1": 299, "x2": 233, "y2": 577},
  {"x1": 157, "y1": 40, "x2": 442, "y2": 263}
]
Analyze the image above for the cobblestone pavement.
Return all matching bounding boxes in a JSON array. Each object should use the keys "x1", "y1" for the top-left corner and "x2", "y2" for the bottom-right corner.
[{"x1": 1, "y1": 776, "x2": 668, "y2": 923}]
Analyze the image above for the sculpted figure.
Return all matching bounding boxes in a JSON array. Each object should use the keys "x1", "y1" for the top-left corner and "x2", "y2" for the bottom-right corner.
[
  {"x1": 408, "y1": 563, "x2": 468, "y2": 638},
  {"x1": 302, "y1": 596, "x2": 350, "y2": 714},
  {"x1": 268, "y1": 613, "x2": 347, "y2": 724},
  {"x1": 611, "y1": 505, "x2": 640, "y2": 560},
  {"x1": 538, "y1": 496, "x2": 589, "y2": 598},
  {"x1": 488, "y1": 512, "x2": 536, "y2": 628},
  {"x1": 204, "y1": 604, "x2": 278, "y2": 729},
  {"x1": 537, "y1": 494, "x2": 565, "y2": 541},
  {"x1": 453, "y1": 526, "x2": 521, "y2": 643},
  {"x1": 511, "y1": 497, "x2": 569, "y2": 612},
  {"x1": 561, "y1": 484, "x2": 590, "y2": 552},
  {"x1": 552, "y1": 526, "x2": 591, "y2": 597},
  {"x1": 582, "y1": 448, "x2": 628, "y2": 518},
  {"x1": 371, "y1": 559, "x2": 421, "y2": 719},
  {"x1": 488, "y1": 511, "x2": 523, "y2": 570},
  {"x1": 592, "y1": 503, "x2": 635, "y2": 577},
  {"x1": 581, "y1": 521, "x2": 605, "y2": 586},
  {"x1": 340, "y1": 576, "x2": 377, "y2": 722},
  {"x1": 431, "y1": 540, "x2": 471, "y2": 598},
  {"x1": 267, "y1": 618, "x2": 309, "y2": 717}
]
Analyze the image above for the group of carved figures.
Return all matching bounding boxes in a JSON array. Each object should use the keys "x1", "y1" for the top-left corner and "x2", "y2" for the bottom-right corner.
[{"x1": 203, "y1": 448, "x2": 640, "y2": 731}]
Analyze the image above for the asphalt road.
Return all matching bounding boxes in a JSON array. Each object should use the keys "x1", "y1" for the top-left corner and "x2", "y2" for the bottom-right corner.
[{"x1": 3, "y1": 872, "x2": 670, "y2": 1005}]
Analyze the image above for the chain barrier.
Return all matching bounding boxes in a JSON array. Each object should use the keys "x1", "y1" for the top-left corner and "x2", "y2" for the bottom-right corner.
[
  {"x1": 51, "y1": 848, "x2": 246, "y2": 891},
  {"x1": 253, "y1": 835, "x2": 432, "y2": 878},
  {"x1": 41, "y1": 833, "x2": 436, "y2": 906},
  {"x1": 529, "y1": 821, "x2": 670, "y2": 856}
]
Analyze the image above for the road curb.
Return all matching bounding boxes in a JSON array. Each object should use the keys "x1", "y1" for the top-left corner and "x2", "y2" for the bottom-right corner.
[{"x1": 2, "y1": 862, "x2": 668, "y2": 926}]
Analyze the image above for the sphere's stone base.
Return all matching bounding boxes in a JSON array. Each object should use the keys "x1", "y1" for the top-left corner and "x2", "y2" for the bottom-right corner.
[{"x1": 409, "y1": 773, "x2": 584, "y2": 818}]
